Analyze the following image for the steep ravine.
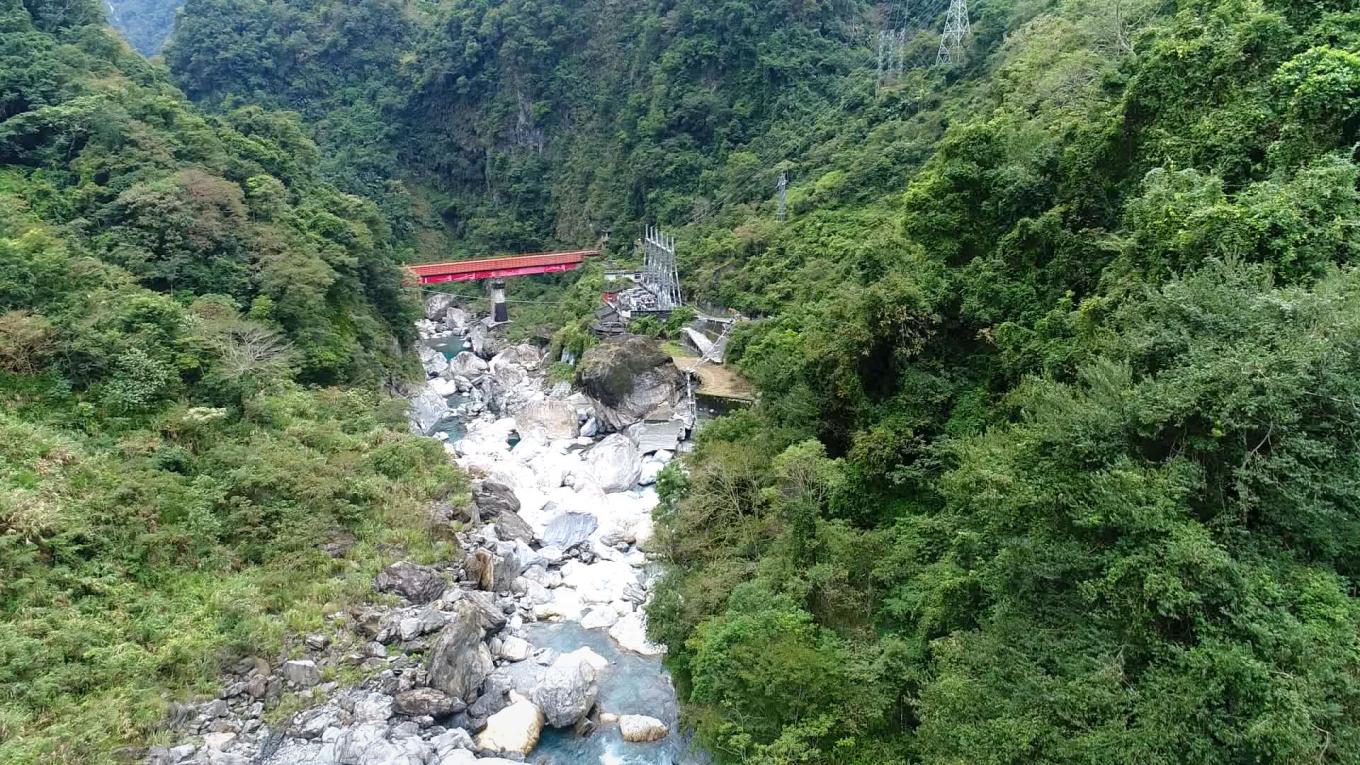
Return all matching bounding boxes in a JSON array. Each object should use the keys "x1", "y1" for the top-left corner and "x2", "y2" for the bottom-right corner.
[{"x1": 147, "y1": 296, "x2": 705, "y2": 765}]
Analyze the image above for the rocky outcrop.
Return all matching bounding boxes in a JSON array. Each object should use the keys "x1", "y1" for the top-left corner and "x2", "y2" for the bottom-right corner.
[
  {"x1": 575, "y1": 335, "x2": 684, "y2": 430},
  {"x1": 374, "y1": 562, "x2": 446, "y2": 605},
  {"x1": 158, "y1": 312, "x2": 690, "y2": 765},
  {"x1": 425, "y1": 294, "x2": 456, "y2": 322},
  {"x1": 427, "y1": 600, "x2": 494, "y2": 700}
]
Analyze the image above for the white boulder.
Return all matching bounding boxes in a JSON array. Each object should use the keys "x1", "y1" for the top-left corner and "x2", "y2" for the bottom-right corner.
[
  {"x1": 475, "y1": 697, "x2": 543, "y2": 755},
  {"x1": 584, "y1": 434, "x2": 642, "y2": 492},
  {"x1": 619, "y1": 714, "x2": 669, "y2": 743}
]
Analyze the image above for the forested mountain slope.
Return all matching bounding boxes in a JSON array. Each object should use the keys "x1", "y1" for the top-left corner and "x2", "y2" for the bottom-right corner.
[
  {"x1": 166, "y1": 0, "x2": 1360, "y2": 762},
  {"x1": 0, "y1": 1, "x2": 459, "y2": 760},
  {"x1": 29, "y1": 0, "x2": 1360, "y2": 762}
]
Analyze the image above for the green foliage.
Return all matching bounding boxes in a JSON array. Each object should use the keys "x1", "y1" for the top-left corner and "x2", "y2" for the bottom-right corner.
[
  {"x1": 0, "y1": 3, "x2": 449, "y2": 760},
  {"x1": 634, "y1": 0, "x2": 1360, "y2": 762}
]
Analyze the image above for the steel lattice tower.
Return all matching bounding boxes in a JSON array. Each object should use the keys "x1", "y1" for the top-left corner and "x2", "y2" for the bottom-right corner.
[
  {"x1": 935, "y1": 0, "x2": 970, "y2": 65},
  {"x1": 642, "y1": 226, "x2": 682, "y2": 310}
]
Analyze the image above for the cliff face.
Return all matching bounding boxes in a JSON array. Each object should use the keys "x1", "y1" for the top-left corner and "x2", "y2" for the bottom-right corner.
[{"x1": 107, "y1": 0, "x2": 185, "y2": 54}]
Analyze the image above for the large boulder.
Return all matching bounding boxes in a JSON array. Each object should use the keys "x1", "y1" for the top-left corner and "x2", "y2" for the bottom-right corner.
[
  {"x1": 425, "y1": 293, "x2": 457, "y2": 322},
  {"x1": 473, "y1": 481, "x2": 521, "y2": 518},
  {"x1": 281, "y1": 659, "x2": 321, "y2": 688},
  {"x1": 515, "y1": 399, "x2": 579, "y2": 440},
  {"x1": 408, "y1": 386, "x2": 449, "y2": 435},
  {"x1": 494, "y1": 510, "x2": 536, "y2": 543},
  {"x1": 541, "y1": 511, "x2": 597, "y2": 550},
  {"x1": 619, "y1": 714, "x2": 669, "y2": 743},
  {"x1": 493, "y1": 344, "x2": 543, "y2": 371},
  {"x1": 393, "y1": 688, "x2": 457, "y2": 718},
  {"x1": 575, "y1": 335, "x2": 685, "y2": 430},
  {"x1": 474, "y1": 697, "x2": 543, "y2": 755},
  {"x1": 584, "y1": 434, "x2": 643, "y2": 492},
  {"x1": 446, "y1": 352, "x2": 488, "y2": 381},
  {"x1": 375, "y1": 561, "x2": 446, "y2": 604},
  {"x1": 469, "y1": 322, "x2": 505, "y2": 360},
  {"x1": 444, "y1": 307, "x2": 470, "y2": 332},
  {"x1": 532, "y1": 653, "x2": 599, "y2": 728},
  {"x1": 427, "y1": 600, "x2": 494, "y2": 700},
  {"x1": 420, "y1": 345, "x2": 450, "y2": 378}
]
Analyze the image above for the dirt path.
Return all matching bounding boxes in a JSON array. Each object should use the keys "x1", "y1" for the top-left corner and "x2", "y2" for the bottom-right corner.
[{"x1": 667, "y1": 345, "x2": 754, "y2": 401}]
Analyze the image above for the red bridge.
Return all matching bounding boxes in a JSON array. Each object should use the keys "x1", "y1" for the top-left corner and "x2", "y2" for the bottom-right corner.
[{"x1": 407, "y1": 250, "x2": 599, "y2": 285}]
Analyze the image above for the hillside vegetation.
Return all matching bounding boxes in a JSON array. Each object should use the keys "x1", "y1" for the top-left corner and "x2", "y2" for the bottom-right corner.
[
  {"x1": 0, "y1": 0, "x2": 462, "y2": 760},
  {"x1": 168, "y1": 0, "x2": 1360, "y2": 762},
  {"x1": 13, "y1": 0, "x2": 1360, "y2": 762}
]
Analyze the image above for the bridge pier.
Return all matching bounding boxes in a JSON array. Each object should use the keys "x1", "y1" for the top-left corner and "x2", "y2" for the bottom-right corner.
[{"x1": 489, "y1": 279, "x2": 508, "y2": 324}]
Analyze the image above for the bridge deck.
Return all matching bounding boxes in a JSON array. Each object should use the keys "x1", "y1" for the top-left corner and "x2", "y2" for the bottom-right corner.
[{"x1": 409, "y1": 250, "x2": 599, "y2": 284}]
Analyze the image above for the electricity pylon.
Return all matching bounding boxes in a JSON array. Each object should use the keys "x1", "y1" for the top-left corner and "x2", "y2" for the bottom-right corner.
[{"x1": 935, "y1": 0, "x2": 969, "y2": 65}]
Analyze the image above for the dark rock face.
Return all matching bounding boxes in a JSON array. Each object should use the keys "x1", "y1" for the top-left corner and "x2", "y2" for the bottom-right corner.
[
  {"x1": 427, "y1": 600, "x2": 494, "y2": 700},
  {"x1": 494, "y1": 510, "x2": 535, "y2": 543},
  {"x1": 374, "y1": 562, "x2": 446, "y2": 605},
  {"x1": 575, "y1": 335, "x2": 684, "y2": 430},
  {"x1": 472, "y1": 481, "x2": 520, "y2": 518},
  {"x1": 393, "y1": 688, "x2": 456, "y2": 718}
]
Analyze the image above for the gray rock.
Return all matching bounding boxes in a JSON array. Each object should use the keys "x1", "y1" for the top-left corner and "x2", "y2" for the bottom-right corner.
[
  {"x1": 540, "y1": 512, "x2": 598, "y2": 550},
  {"x1": 461, "y1": 590, "x2": 508, "y2": 631},
  {"x1": 445, "y1": 351, "x2": 488, "y2": 381},
  {"x1": 294, "y1": 707, "x2": 339, "y2": 739},
  {"x1": 493, "y1": 511, "x2": 535, "y2": 544},
  {"x1": 444, "y1": 307, "x2": 469, "y2": 332},
  {"x1": 374, "y1": 561, "x2": 446, "y2": 605},
  {"x1": 352, "y1": 691, "x2": 393, "y2": 723},
  {"x1": 398, "y1": 607, "x2": 448, "y2": 641},
  {"x1": 393, "y1": 688, "x2": 457, "y2": 718},
  {"x1": 472, "y1": 481, "x2": 520, "y2": 518},
  {"x1": 627, "y1": 419, "x2": 686, "y2": 454},
  {"x1": 468, "y1": 323, "x2": 505, "y2": 360},
  {"x1": 430, "y1": 727, "x2": 475, "y2": 757},
  {"x1": 408, "y1": 387, "x2": 449, "y2": 435},
  {"x1": 427, "y1": 600, "x2": 494, "y2": 700},
  {"x1": 514, "y1": 398, "x2": 577, "y2": 440},
  {"x1": 425, "y1": 293, "x2": 457, "y2": 322},
  {"x1": 584, "y1": 434, "x2": 643, "y2": 492},
  {"x1": 419, "y1": 345, "x2": 450, "y2": 378},
  {"x1": 531, "y1": 654, "x2": 599, "y2": 728},
  {"x1": 281, "y1": 660, "x2": 321, "y2": 688}
]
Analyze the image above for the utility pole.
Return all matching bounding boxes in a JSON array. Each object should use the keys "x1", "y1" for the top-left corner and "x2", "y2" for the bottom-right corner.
[
  {"x1": 936, "y1": 0, "x2": 970, "y2": 66},
  {"x1": 776, "y1": 171, "x2": 788, "y2": 222}
]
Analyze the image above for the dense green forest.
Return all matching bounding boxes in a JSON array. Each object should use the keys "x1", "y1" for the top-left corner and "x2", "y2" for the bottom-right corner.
[
  {"x1": 0, "y1": 0, "x2": 461, "y2": 760},
  {"x1": 161, "y1": 0, "x2": 1360, "y2": 761},
  {"x1": 8, "y1": 0, "x2": 1360, "y2": 761}
]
